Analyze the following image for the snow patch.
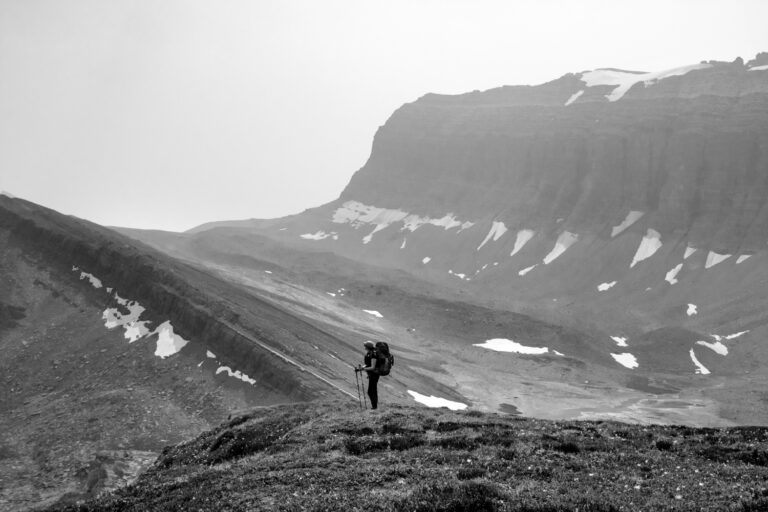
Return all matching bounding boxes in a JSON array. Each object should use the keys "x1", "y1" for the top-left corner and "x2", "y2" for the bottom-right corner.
[
  {"x1": 705, "y1": 251, "x2": 731, "y2": 269},
  {"x1": 300, "y1": 231, "x2": 337, "y2": 241},
  {"x1": 102, "y1": 300, "x2": 151, "y2": 343},
  {"x1": 580, "y1": 63, "x2": 712, "y2": 102},
  {"x1": 687, "y1": 304, "x2": 698, "y2": 316},
  {"x1": 736, "y1": 255, "x2": 752, "y2": 264},
  {"x1": 690, "y1": 349, "x2": 710, "y2": 375},
  {"x1": 684, "y1": 246, "x2": 697, "y2": 259},
  {"x1": 422, "y1": 257, "x2": 431, "y2": 264},
  {"x1": 542, "y1": 231, "x2": 579, "y2": 265},
  {"x1": 400, "y1": 238, "x2": 407, "y2": 249},
  {"x1": 332, "y1": 201, "x2": 474, "y2": 244},
  {"x1": 363, "y1": 310, "x2": 383, "y2": 318},
  {"x1": 79, "y1": 271, "x2": 103, "y2": 289},
  {"x1": 474, "y1": 338, "x2": 549, "y2": 355},
  {"x1": 553, "y1": 350, "x2": 565, "y2": 356},
  {"x1": 712, "y1": 331, "x2": 750, "y2": 341},
  {"x1": 477, "y1": 221, "x2": 508, "y2": 250},
  {"x1": 564, "y1": 90, "x2": 584, "y2": 106},
  {"x1": 749, "y1": 64, "x2": 768, "y2": 71},
  {"x1": 326, "y1": 292, "x2": 336, "y2": 297},
  {"x1": 611, "y1": 211, "x2": 644, "y2": 237},
  {"x1": 264, "y1": 270, "x2": 272, "y2": 274},
  {"x1": 630, "y1": 229, "x2": 662, "y2": 268},
  {"x1": 611, "y1": 353, "x2": 638, "y2": 369},
  {"x1": 665, "y1": 264, "x2": 683, "y2": 285},
  {"x1": 510, "y1": 230, "x2": 535, "y2": 257},
  {"x1": 216, "y1": 366, "x2": 257, "y2": 385},
  {"x1": 597, "y1": 281, "x2": 617, "y2": 291},
  {"x1": 407, "y1": 390, "x2": 467, "y2": 411},
  {"x1": 448, "y1": 270, "x2": 467, "y2": 280},
  {"x1": 154, "y1": 321, "x2": 190, "y2": 359},
  {"x1": 696, "y1": 340, "x2": 728, "y2": 356},
  {"x1": 206, "y1": 351, "x2": 216, "y2": 358},
  {"x1": 518, "y1": 264, "x2": 537, "y2": 276},
  {"x1": 611, "y1": 336, "x2": 629, "y2": 347}
]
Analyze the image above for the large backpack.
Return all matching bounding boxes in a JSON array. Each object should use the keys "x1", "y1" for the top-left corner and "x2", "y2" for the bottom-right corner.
[{"x1": 375, "y1": 341, "x2": 394, "y2": 376}]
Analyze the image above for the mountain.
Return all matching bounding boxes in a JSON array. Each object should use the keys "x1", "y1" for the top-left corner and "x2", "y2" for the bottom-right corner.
[
  {"x1": 3, "y1": 194, "x2": 572, "y2": 510},
  {"x1": 1, "y1": 195, "x2": 446, "y2": 509},
  {"x1": 122, "y1": 53, "x2": 768, "y2": 427}
]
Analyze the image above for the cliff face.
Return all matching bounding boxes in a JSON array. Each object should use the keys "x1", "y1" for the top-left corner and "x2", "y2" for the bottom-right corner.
[{"x1": 342, "y1": 58, "x2": 768, "y2": 251}]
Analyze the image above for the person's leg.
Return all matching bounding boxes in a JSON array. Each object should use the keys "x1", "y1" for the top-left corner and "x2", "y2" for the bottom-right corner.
[{"x1": 367, "y1": 374, "x2": 379, "y2": 409}]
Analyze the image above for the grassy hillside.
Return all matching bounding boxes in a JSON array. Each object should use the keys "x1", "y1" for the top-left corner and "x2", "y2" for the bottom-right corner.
[{"x1": 46, "y1": 401, "x2": 768, "y2": 511}]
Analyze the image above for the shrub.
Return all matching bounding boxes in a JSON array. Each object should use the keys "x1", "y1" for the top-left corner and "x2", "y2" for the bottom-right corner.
[
  {"x1": 431, "y1": 435, "x2": 478, "y2": 451},
  {"x1": 344, "y1": 437, "x2": 389, "y2": 456},
  {"x1": 655, "y1": 439, "x2": 673, "y2": 451},
  {"x1": 435, "y1": 422, "x2": 466, "y2": 433},
  {"x1": 551, "y1": 441, "x2": 580, "y2": 454},
  {"x1": 498, "y1": 448, "x2": 517, "y2": 461},
  {"x1": 208, "y1": 430, "x2": 272, "y2": 464},
  {"x1": 389, "y1": 434, "x2": 425, "y2": 451},
  {"x1": 739, "y1": 449, "x2": 768, "y2": 467},
  {"x1": 457, "y1": 467, "x2": 486, "y2": 480},
  {"x1": 334, "y1": 426, "x2": 375, "y2": 436},
  {"x1": 399, "y1": 480, "x2": 506, "y2": 512},
  {"x1": 477, "y1": 428, "x2": 516, "y2": 448}
]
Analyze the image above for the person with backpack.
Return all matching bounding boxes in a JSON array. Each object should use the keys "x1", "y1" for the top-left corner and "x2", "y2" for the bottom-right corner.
[{"x1": 355, "y1": 340, "x2": 394, "y2": 410}]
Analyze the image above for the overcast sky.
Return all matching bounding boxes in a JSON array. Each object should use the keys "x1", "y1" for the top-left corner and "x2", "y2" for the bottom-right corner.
[{"x1": 2, "y1": 1, "x2": 767, "y2": 231}]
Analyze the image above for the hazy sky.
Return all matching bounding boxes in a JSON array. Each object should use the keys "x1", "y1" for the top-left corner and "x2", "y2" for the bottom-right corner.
[{"x1": 2, "y1": 1, "x2": 767, "y2": 231}]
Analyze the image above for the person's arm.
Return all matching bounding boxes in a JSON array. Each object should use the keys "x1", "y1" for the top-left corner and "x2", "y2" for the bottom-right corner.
[
  {"x1": 357, "y1": 352, "x2": 374, "y2": 372},
  {"x1": 361, "y1": 356, "x2": 382, "y2": 373}
]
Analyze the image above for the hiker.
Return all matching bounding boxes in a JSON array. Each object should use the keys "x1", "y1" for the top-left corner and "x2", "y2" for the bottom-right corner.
[{"x1": 357, "y1": 340, "x2": 381, "y2": 409}]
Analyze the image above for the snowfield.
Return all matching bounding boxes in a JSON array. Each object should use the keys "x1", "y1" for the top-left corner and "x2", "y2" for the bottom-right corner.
[
  {"x1": 665, "y1": 264, "x2": 683, "y2": 285},
  {"x1": 611, "y1": 353, "x2": 638, "y2": 369},
  {"x1": 630, "y1": 229, "x2": 662, "y2": 268},
  {"x1": 510, "y1": 229, "x2": 535, "y2": 257},
  {"x1": 543, "y1": 231, "x2": 578, "y2": 265},
  {"x1": 477, "y1": 221, "x2": 508, "y2": 250},
  {"x1": 611, "y1": 336, "x2": 629, "y2": 347},
  {"x1": 300, "y1": 231, "x2": 338, "y2": 241},
  {"x1": 474, "y1": 338, "x2": 549, "y2": 355},
  {"x1": 332, "y1": 200, "x2": 473, "y2": 244},
  {"x1": 611, "y1": 211, "x2": 644, "y2": 237},
  {"x1": 705, "y1": 251, "x2": 731, "y2": 269},
  {"x1": 579, "y1": 63, "x2": 712, "y2": 101},
  {"x1": 216, "y1": 366, "x2": 257, "y2": 385},
  {"x1": 407, "y1": 390, "x2": 467, "y2": 411},
  {"x1": 696, "y1": 340, "x2": 728, "y2": 356},
  {"x1": 154, "y1": 321, "x2": 190, "y2": 358},
  {"x1": 690, "y1": 349, "x2": 711, "y2": 375}
]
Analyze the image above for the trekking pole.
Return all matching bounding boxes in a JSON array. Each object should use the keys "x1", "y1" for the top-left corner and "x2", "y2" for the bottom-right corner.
[
  {"x1": 353, "y1": 367, "x2": 363, "y2": 411},
  {"x1": 361, "y1": 372, "x2": 368, "y2": 410}
]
